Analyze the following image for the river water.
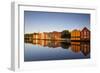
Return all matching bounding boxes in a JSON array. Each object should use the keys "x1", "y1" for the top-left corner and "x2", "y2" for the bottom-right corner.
[{"x1": 24, "y1": 40, "x2": 90, "y2": 62}]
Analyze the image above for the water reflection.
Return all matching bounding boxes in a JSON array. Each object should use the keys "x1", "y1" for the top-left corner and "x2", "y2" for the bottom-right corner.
[
  {"x1": 71, "y1": 42, "x2": 90, "y2": 56},
  {"x1": 25, "y1": 39, "x2": 90, "y2": 56}
]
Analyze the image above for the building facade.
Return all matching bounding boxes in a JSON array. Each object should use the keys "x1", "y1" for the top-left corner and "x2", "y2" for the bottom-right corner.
[
  {"x1": 50, "y1": 31, "x2": 61, "y2": 40},
  {"x1": 71, "y1": 30, "x2": 81, "y2": 41},
  {"x1": 80, "y1": 27, "x2": 90, "y2": 41}
]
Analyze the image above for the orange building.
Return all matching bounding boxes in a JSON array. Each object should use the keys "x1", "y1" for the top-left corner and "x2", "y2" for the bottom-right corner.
[
  {"x1": 33, "y1": 33, "x2": 39, "y2": 40},
  {"x1": 38, "y1": 33, "x2": 42, "y2": 40},
  {"x1": 33, "y1": 32, "x2": 49, "y2": 40},
  {"x1": 43, "y1": 32, "x2": 48, "y2": 40},
  {"x1": 71, "y1": 30, "x2": 81, "y2": 41},
  {"x1": 49, "y1": 31, "x2": 61, "y2": 40}
]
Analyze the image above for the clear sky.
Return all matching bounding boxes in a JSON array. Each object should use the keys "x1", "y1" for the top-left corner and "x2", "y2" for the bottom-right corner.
[{"x1": 24, "y1": 11, "x2": 90, "y2": 34}]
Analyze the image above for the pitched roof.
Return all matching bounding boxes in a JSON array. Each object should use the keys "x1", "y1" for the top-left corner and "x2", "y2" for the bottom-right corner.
[{"x1": 82, "y1": 27, "x2": 90, "y2": 32}]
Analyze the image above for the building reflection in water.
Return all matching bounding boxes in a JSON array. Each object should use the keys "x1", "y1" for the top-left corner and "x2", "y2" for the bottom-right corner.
[
  {"x1": 80, "y1": 42, "x2": 90, "y2": 56},
  {"x1": 71, "y1": 42, "x2": 90, "y2": 56},
  {"x1": 25, "y1": 39, "x2": 90, "y2": 56},
  {"x1": 71, "y1": 42, "x2": 81, "y2": 53}
]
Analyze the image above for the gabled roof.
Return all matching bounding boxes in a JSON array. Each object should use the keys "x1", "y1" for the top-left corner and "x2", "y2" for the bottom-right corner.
[{"x1": 82, "y1": 27, "x2": 90, "y2": 32}]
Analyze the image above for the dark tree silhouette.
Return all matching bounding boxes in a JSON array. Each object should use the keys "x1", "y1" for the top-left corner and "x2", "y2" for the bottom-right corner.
[{"x1": 61, "y1": 30, "x2": 71, "y2": 38}]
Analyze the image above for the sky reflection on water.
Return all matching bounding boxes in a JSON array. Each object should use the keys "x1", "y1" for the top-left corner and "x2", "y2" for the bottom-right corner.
[{"x1": 24, "y1": 40, "x2": 90, "y2": 62}]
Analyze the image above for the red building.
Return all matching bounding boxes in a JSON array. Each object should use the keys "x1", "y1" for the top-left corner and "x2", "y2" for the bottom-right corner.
[{"x1": 80, "y1": 27, "x2": 90, "y2": 41}]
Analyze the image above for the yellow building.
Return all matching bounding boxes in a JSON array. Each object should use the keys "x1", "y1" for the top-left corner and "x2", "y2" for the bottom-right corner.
[{"x1": 71, "y1": 30, "x2": 81, "y2": 41}]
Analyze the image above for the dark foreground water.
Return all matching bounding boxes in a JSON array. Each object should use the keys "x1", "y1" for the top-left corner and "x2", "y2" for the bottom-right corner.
[{"x1": 24, "y1": 40, "x2": 90, "y2": 62}]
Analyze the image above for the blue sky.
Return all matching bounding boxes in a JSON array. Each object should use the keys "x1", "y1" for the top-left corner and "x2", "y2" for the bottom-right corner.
[{"x1": 24, "y1": 11, "x2": 90, "y2": 34}]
